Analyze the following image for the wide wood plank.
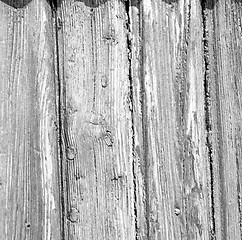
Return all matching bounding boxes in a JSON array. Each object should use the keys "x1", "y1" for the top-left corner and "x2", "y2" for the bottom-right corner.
[
  {"x1": 137, "y1": 0, "x2": 211, "y2": 239},
  {"x1": 0, "y1": 1, "x2": 61, "y2": 239},
  {"x1": 57, "y1": 0, "x2": 137, "y2": 239}
]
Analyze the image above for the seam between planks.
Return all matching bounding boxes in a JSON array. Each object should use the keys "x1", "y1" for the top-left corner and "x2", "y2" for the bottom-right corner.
[
  {"x1": 124, "y1": 1, "x2": 138, "y2": 239},
  {"x1": 53, "y1": 2, "x2": 65, "y2": 239},
  {"x1": 201, "y1": 2, "x2": 216, "y2": 239},
  {"x1": 201, "y1": 1, "x2": 216, "y2": 239}
]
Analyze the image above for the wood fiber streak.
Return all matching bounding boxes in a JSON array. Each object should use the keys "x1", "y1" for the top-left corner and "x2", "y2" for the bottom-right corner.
[
  {"x1": 2, "y1": 0, "x2": 242, "y2": 239},
  {"x1": 57, "y1": 0, "x2": 136, "y2": 239},
  {"x1": 0, "y1": 1, "x2": 61, "y2": 239},
  {"x1": 140, "y1": 0, "x2": 210, "y2": 239},
  {"x1": 204, "y1": 0, "x2": 242, "y2": 239}
]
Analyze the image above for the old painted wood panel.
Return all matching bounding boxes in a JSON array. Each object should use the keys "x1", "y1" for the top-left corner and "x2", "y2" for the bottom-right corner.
[
  {"x1": 0, "y1": 0, "x2": 62, "y2": 239},
  {"x1": 1, "y1": 0, "x2": 242, "y2": 239}
]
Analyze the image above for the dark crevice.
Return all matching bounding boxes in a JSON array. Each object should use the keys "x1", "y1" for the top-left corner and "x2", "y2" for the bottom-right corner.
[
  {"x1": 236, "y1": 153, "x2": 242, "y2": 238},
  {"x1": 93, "y1": 147, "x2": 99, "y2": 208},
  {"x1": 201, "y1": 1, "x2": 216, "y2": 239},
  {"x1": 124, "y1": 1, "x2": 138, "y2": 239},
  {"x1": 53, "y1": 5, "x2": 65, "y2": 240}
]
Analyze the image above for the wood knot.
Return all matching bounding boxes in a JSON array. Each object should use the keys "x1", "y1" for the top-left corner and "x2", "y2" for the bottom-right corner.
[
  {"x1": 101, "y1": 75, "x2": 108, "y2": 88},
  {"x1": 26, "y1": 223, "x2": 31, "y2": 229},
  {"x1": 68, "y1": 207, "x2": 79, "y2": 223},
  {"x1": 102, "y1": 130, "x2": 114, "y2": 147},
  {"x1": 103, "y1": 27, "x2": 118, "y2": 45},
  {"x1": 174, "y1": 207, "x2": 181, "y2": 216},
  {"x1": 66, "y1": 146, "x2": 76, "y2": 160},
  {"x1": 111, "y1": 175, "x2": 123, "y2": 181},
  {"x1": 89, "y1": 111, "x2": 106, "y2": 126}
]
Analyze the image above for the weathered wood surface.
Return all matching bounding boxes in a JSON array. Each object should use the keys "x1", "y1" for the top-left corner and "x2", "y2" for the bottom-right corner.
[
  {"x1": 205, "y1": 0, "x2": 242, "y2": 239},
  {"x1": 139, "y1": 1, "x2": 210, "y2": 239},
  {"x1": 0, "y1": 0, "x2": 61, "y2": 239},
  {"x1": 57, "y1": 1, "x2": 138, "y2": 239},
  {"x1": 1, "y1": 0, "x2": 242, "y2": 239}
]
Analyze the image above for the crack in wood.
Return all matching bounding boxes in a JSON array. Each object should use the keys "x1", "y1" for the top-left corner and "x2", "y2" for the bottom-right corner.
[
  {"x1": 236, "y1": 152, "x2": 242, "y2": 238},
  {"x1": 53, "y1": 8, "x2": 66, "y2": 240},
  {"x1": 201, "y1": 1, "x2": 216, "y2": 239},
  {"x1": 125, "y1": 0, "x2": 139, "y2": 239}
]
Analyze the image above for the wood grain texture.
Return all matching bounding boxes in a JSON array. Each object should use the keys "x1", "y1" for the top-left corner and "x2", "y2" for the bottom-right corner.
[
  {"x1": 138, "y1": 0, "x2": 210, "y2": 239},
  {"x1": 1, "y1": 0, "x2": 242, "y2": 239},
  {"x1": 204, "y1": 0, "x2": 242, "y2": 239},
  {"x1": 0, "y1": 1, "x2": 61, "y2": 239},
  {"x1": 57, "y1": 0, "x2": 212, "y2": 239},
  {"x1": 57, "y1": 0, "x2": 137, "y2": 239}
]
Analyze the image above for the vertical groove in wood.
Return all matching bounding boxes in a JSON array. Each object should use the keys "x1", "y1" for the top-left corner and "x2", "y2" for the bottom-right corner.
[
  {"x1": 201, "y1": 1, "x2": 217, "y2": 238},
  {"x1": 54, "y1": 6, "x2": 66, "y2": 239},
  {"x1": 129, "y1": 1, "x2": 148, "y2": 239},
  {"x1": 125, "y1": 1, "x2": 139, "y2": 238},
  {"x1": 0, "y1": 1, "x2": 61, "y2": 239}
]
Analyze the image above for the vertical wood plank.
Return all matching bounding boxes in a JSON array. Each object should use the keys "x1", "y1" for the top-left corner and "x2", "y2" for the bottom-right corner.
[
  {"x1": 138, "y1": 0, "x2": 211, "y2": 239},
  {"x1": 0, "y1": 1, "x2": 61, "y2": 239},
  {"x1": 204, "y1": 0, "x2": 242, "y2": 239},
  {"x1": 57, "y1": 0, "x2": 137, "y2": 239}
]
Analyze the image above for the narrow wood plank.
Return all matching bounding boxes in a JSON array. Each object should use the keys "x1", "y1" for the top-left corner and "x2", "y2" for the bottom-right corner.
[
  {"x1": 57, "y1": 0, "x2": 137, "y2": 239},
  {"x1": 204, "y1": 0, "x2": 242, "y2": 239},
  {"x1": 138, "y1": 0, "x2": 211, "y2": 239},
  {"x1": 0, "y1": 1, "x2": 62, "y2": 239}
]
